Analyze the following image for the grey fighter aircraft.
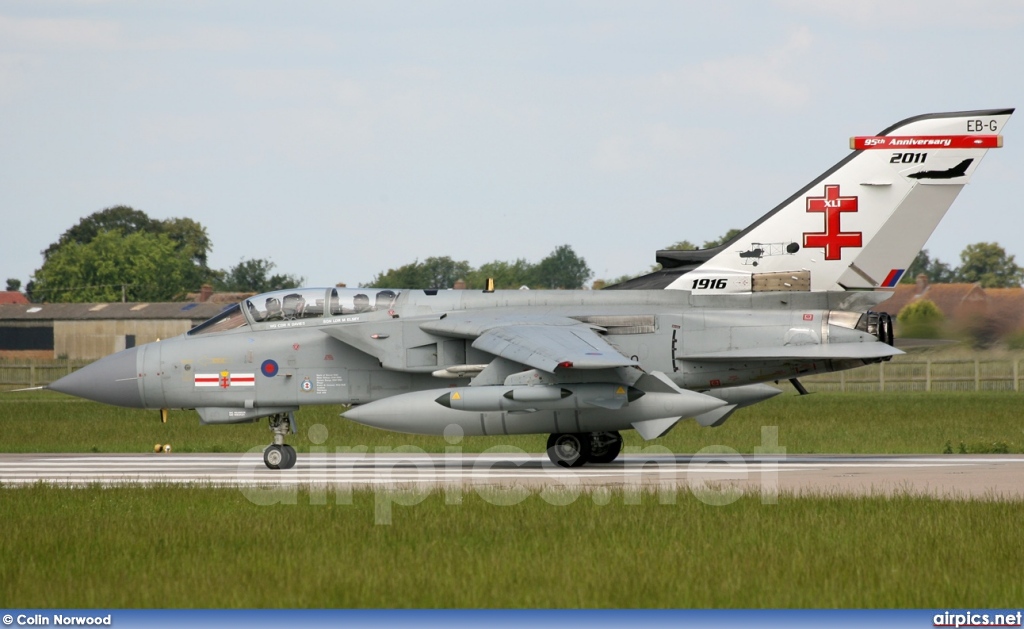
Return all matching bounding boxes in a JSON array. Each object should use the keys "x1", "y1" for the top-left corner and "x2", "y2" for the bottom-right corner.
[{"x1": 46, "y1": 109, "x2": 1012, "y2": 469}]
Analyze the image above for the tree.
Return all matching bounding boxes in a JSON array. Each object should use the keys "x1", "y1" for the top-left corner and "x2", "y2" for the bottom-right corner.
[
  {"x1": 591, "y1": 274, "x2": 637, "y2": 290},
  {"x1": 661, "y1": 228, "x2": 740, "y2": 252},
  {"x1": 36, "y1": 206, "x2": 219, "y2": 301},
  {"x1": 896, "y1": 299, "x2": 944, "y2": 339},
  {"x1": 364, "y1": 246, "x2": 592, "y2": 290},
  {"x1": 367, "y1": 257, "x2": 472, "y2": 289},
  {"x1": 956, "y1": 242, "x2": 1024, "y2": 288},
  {"x1": 901, "y1": 249, "x2": 956, "y2": 284},
  {"x1": 161, "y1": 217, "x2": 215, "y2": 290},
  {"x1": 31, "y1": 230, "x2": 197, "y2": 302},
  {"x1": 662, "y1": 240, "x2": 698, "y2": 251},
  {"x1": 466, "y1": 259, "x2": 536, "y2": 289},
  {"x1": 534, "y1": 245, "x2": 592, "y2": 289},
  {"x1": 215, "y1": 258, "x2": 303, "y2": 293},
  {"x1": 640, "y1": 229, "x2": 742, "y2": 276},
  {"x1": 418, "y1": 257, "x2": 474, "y2": 289},
  {"x1": 5, "y1": 278, "x2": 20, "y2": 292},
  {"x1": 701, "y1": 228, "x2": 742, "y2": 249},
  {"x1": 42, "y1": 205, "x2": 157, "y2": 261},
  {"x1": 161, "y1": 217, "x2": 212, "y2": 266}
]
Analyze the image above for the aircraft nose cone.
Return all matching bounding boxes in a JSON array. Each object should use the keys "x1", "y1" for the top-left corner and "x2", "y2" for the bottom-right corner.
[{"x1": 48, "y1": 347, "x2": 144, "y2": 408}]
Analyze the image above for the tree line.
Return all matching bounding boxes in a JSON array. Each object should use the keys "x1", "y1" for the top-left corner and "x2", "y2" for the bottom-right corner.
[
  {"x1": 366, "y1": 244, "x2": 593, "y2": 290},
  {"x1": 22, "y1": 206, "x2": 303, "y2": 303},
  {"x1": 11, "y1": 210, "x2": 1023, "y2": 304},
  {"x1": 902, "y1": 245, "x2": 1024, "y2": 288},
  {"x1": 596, "y1": 230, "x2": 1024, "y2": 289},
  {"x1": 14, "y1": 207, "x2": 595, "y2": 303}
]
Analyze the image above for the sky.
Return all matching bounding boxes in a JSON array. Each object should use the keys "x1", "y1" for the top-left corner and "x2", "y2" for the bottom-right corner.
[{"x1": 2, "y1": 0, "x2": 1023, "y2": 291}]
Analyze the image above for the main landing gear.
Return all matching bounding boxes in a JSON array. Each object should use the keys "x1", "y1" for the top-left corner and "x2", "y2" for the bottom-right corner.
[
  {"x1": 264, "y1": 412, "x2": 297, "y2": 470},
  {"x1": 546, "y1": 431, "x2": 623, "y2": 468}
]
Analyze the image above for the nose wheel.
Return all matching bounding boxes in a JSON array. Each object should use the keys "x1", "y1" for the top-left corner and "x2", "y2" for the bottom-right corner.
[
  {"x1": 264, "y1": 413, "x2": 297, "y2": 470},
  {"x1": 263, "y1": 444, "x2": 297, "y2": 470}
]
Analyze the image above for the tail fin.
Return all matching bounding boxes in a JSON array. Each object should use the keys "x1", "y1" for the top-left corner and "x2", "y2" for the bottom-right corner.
[{"x1": 615, "y1": 109, "x2": 1014, "y2": 292}]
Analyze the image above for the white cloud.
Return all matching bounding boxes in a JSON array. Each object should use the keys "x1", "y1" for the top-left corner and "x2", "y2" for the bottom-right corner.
[
  {"x1": 0, "y1": 52, "x2": 37, "y2": 104},
  {"x1": 650, "y1": 26, "x2": 813, "y2": 110},
  {"x1": 777, "y1": 0, "x2": 1024, "y2": 28},
  {"x1": 0, "y1": 14, "x2": 252, "y2": 52},
  {"x1": 589, "y1": 27, "x2": 814, "y2": 173},
  {"x1": 0, "y1": 15, "x2": 121, "y2": 50},
  {"x1": 590, "y1": 125, "x2": 729, "y2": 173}
]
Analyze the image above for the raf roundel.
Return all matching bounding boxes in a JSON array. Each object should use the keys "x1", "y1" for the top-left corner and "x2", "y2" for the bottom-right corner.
[{"x1": 261, "y1": 359, "x2": 279, "y2": 378}]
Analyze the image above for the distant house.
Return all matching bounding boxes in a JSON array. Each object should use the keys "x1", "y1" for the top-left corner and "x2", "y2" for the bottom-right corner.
[
  {"x1": 875, "y1": 274, "x2": 987, "y2": 322},
  {"x1": 981, "y1": 287, "x2": 1024, "y2": 334},
  {"x1": 875, "y1": 274, "x2": 1024, "y2": 335},
  {"x1": 0, "y1": 291, "x2": 29, "y2": 305},
  {"x1": 0, "y1": 301, "x2": 229, "y2": 361},
  {"x1": 184, "y1": 284, "x2": 255, "y2": 304}
]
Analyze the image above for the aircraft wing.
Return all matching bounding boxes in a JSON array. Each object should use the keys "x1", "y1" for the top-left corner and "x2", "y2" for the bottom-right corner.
[
  {"x1": 421, "y1": 315, "x2": 637, "y2": 373},
  {"x1": 682, "y1": 343, "x2": 902, "y2": 361}
]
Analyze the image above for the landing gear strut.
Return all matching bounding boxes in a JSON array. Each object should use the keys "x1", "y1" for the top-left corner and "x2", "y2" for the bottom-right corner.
[
  {"x1": 546, "y1": 431, "x2": 623, "y2": 467},
  {"x1": 588, "y1": 431, "x2": 623, "y2": 464},
  {"x1": 264, "y1": 412, "x2": 297, "y2": 470}
]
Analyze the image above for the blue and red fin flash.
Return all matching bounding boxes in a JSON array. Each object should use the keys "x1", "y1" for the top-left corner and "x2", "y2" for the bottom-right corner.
[{"x1": 882, "y1": 269, "x2": 905, "y2": 287}]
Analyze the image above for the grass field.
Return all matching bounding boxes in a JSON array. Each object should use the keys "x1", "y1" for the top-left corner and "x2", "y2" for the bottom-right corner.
[
  {"x1": 1, "y1": 485, "x2": 1022, "y2": 608},
  {"x1": 4, "y1": 389, "x2": 1023, "y2": 609},
  {"x1": 3, "y1": 389, "x2": 1023, "y2": 455}
]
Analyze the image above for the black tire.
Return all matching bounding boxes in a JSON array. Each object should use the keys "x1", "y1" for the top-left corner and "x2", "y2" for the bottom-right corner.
[
  {"x1": 263, "y1": 444, "x2": 284, "y2": 469},
  {"x1": 546, "y1": 432, "x2": 591, "y2": 468},
  {"x1": 587, "y1": 431, "x2": 623, "y2": 464},
  {"x1": 281, "y1": 444, "x2": 297, "y2": 470}
]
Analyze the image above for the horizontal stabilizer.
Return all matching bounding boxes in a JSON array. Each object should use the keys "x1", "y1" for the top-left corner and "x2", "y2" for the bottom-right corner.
[{"x1": 683, "y1": 343, "x2": 902, "y2": 362}]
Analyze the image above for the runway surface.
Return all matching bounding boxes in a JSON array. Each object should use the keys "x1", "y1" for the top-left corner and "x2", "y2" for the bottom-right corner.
[{"x1": 2, "y1": 452, "x2": 1023, "y2": 498}]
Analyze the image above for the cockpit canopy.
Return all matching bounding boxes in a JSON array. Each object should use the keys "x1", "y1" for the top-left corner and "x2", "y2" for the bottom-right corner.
[
  {"x1": 246, "y1": 287, "x2": 399, "y2": 322},
  {"x1": 188, "y1": 287, "x2": 400, "y2": 336}
]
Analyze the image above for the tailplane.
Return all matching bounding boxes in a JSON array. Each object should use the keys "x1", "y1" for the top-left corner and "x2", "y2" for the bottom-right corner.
[{"x1": 612, "y1": 109, "x2": 1013, "y2": 292}]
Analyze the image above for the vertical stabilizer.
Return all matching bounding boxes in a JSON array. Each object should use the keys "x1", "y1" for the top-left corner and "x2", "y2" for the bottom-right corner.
[{"x1": 612, "y1": 109, "x2": 1013, "y2": 292}]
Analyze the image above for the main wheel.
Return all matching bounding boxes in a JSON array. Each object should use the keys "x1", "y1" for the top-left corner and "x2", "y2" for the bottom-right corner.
[
  {"x1": 281, "y1": 444, "x2": 297, "y2": 470},
  {"x1": 587, "y1": 431, "x2": 623, "y2": 464},
  {"x1": 546, "y1": 432, "x2": 591, "y2": 468},
  {"x1": 263, "y1": 444, "x2": 284, "y2": 469}
]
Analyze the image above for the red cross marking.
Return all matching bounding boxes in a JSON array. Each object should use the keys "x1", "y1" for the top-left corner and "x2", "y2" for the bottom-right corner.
[{"x1": 803, "y1": 184, "x2": 862, "y2": 260}]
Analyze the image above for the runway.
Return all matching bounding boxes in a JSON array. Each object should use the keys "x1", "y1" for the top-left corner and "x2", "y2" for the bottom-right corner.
[{"x1": 2, "y1": 452, "x2": 1023, "y2": 498}]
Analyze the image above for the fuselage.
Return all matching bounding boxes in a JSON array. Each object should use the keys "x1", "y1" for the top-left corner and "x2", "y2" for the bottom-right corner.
[{"x1": 50, "y1": 286, "x2": 892, "y2": 430}]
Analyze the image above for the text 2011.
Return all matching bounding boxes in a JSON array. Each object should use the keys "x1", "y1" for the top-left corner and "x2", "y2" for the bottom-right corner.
[{"x1": 890, "y1": 152, "x2": 927, "y2": 164}]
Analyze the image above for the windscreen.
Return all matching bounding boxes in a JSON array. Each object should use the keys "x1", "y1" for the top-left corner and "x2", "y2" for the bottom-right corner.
[{"x1": 188, "y1": 304, "x2": 249, "y2": 336}]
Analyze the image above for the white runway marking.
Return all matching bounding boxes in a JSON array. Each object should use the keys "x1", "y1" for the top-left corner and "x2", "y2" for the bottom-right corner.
[{"x1": 2, "y1": 453, "x2": 1023, "y2": 498}]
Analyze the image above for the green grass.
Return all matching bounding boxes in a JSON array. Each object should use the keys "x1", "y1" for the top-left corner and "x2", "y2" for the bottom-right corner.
[
  {"x1": 1, "y1": 486, "x2": 1021, "y2": 608},
  {"x1": 3, "y1": 389, "x2": 1024, "y2": 455},
  {"x1": 4, "y1": 390, "x2": 1024, "y2": 609}
]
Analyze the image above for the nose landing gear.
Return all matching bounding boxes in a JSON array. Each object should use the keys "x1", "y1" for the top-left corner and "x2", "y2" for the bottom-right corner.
[{"x1": 264, "y1": 412, "x2": 297, "y2": 470}]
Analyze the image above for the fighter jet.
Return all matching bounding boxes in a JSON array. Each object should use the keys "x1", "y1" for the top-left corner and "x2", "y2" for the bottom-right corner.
[{"x1": 46, "y1": 109, "x2": 1012, "y2": 469}]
